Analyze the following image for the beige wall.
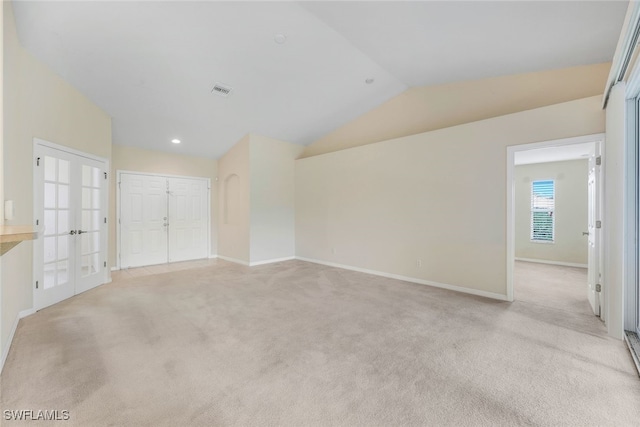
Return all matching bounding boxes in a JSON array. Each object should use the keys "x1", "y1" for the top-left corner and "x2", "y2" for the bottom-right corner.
[
  {"x1": 2, "y1": 1, "x2": 112, "y2": 354},
  {"x1": 250, "y1": 134, "x2": 304, "y2": 263},
  {"x1": 111, "y1": 144, "x2": 218, "y2": 267},
  {"x1": 303, "y1": 63, "x2": 610, "y2": 158},
  {"x1": 296, "y1": 96, "x2": 605, "y2": 298},
  {"x1": 218, "y1": 135, "x2": 251, "y2": 263},
  {"x1": 515, "y1": 160, "x2": 588, "y2": 265}
]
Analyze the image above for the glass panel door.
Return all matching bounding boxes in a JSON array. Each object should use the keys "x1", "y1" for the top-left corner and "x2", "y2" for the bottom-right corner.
[
  {"x1": 34, "y1": 143, "x2": 107, "y2": 310},
  {"x1": 75, "y1": 158, "x2": 107, "y2": 294},
  {"x1": 34, "y1": 148, "x2": 77, "y2": 309}
]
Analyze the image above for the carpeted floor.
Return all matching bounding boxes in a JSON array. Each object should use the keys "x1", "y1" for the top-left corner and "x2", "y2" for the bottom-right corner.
[{"x1": 1, "y1": 260, "x2": 639, "y2": 426}]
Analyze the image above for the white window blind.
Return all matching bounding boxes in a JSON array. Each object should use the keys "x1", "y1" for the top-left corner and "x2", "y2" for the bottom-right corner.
[{"x1": 531, "y1": 180, "x2": 555, "y2": 242}]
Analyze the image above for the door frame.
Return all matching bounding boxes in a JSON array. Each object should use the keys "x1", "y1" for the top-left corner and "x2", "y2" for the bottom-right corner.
[
  {"x1": 32, "y1": 138, "x2": 110, "y2": 310},
  {"x1": 116, "y1": 170, "x2": 211, "y2": 270},
  {"x1": 506, "y1": 133, "x2": 605, "y2": 304}
]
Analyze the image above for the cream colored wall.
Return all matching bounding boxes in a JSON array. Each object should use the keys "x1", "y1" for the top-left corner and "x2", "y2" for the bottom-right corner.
[
  {"x1": 303, "y1": 63, "x2": 610, "y2": 158},
  {"x1": 2, "y1": 1, "x2": 112, "y2": 353},
  {"x1": 111, "y1": 144, "x2": 218, "y2": 267},
  {"x1": 218, "y1": 135, "x2": 251, "y2": 263},
  {"x1": 296, "y1": 96, "x2": 604, "y2": 298},
  {"x1": 249, "y1": 134, "x2": 304, "y2": 263},
  {"x1": 515, "y1": 160, "x2": 588, "y2": 265}
]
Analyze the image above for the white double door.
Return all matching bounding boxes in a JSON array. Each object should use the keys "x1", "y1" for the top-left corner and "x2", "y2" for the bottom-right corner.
[
  {"x1": 34, "y1": 143, "x2": 108, "y2": 310},
  {"x1": 120, "y1": 173, "x2": 209, "y2": 268}
]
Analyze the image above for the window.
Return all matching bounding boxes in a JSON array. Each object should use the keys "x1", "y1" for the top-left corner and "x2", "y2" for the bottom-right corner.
[{"x1": 531, "y1": 180, "x2": 555, "y2": 242}]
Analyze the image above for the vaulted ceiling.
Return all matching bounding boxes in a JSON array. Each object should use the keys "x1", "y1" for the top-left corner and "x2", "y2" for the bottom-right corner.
[{"x1": 11, "y1": 1, "x2": 628, "y2": 158}]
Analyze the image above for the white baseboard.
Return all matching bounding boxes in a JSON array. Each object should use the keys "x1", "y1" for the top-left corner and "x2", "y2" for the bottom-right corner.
[
  {"x1": 213, "y1": 255, "x2": 294, "y2": 267},
  {"x1": 20, "y1": 309, "x2": 35, "y2": 318},
  {"x1": 110, "y1": 266, "x2": 119, "y2": 271},
  {"x1": 295, "y1": 257, "x2": 509, "y2": 301},
  {"x1": 515, "y1": 257, "x2": 588, "y2": 269},
  {"x1": 217, "y1": 255, "x2": 250, "y2": 266},
  {"x1": 250, "y1": 256, "x2": 295, "y2": 267},
  {"x1": 1, "y1": 309, "x2": 35, "y2": 374},
  {"x1": 208, "y1": 254, "x2": 218, "y2": 259}
]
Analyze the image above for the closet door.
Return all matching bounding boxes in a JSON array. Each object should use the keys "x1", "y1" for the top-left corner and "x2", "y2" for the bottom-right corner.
[
  {"x1": 167, "y1": 177, "x2": 208, "y2": 263},
  {"x1": 120, "y1": 174, "x2": 168, "y2": 268}
]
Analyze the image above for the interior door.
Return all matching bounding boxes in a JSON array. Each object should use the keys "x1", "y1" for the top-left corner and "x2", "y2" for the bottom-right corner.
[
  {"x1": 34, "y1": 147, "x2": 76, "y2": 310},
  {"x1": 34, "y1": 143, "x2": 108, "y2": 310},
  {"x1": 120, "y1": 174, "x2": 168, "y2": 268},
  {"x1": 76, "y1": 159, "x2": 108, "y2": 294},
  {"x1": 587, "y1": 142, "x2": 602, "y2": 317},
  {"x1": 167, "y1": 177, "x2": 208, "y2": 263}
]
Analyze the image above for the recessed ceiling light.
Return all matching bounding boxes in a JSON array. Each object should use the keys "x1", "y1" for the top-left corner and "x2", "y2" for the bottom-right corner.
[
  {"x1": 365, "y1": 78, "x2": 375, "y2": 84},
  {"x1": 171, "y1": 139, "x2": 181, "y2": 144},
  {"x1": 274, "y1": 34, "x2": 287, "y2": 44}
]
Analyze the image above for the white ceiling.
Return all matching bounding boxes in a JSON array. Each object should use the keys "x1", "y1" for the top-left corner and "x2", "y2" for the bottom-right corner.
[
  {"x1": 514, "y1": 142, "x2": 595, "y2": 166},
  {"x1": 11, "y1": 1, "x2": 628, "y2": 159}
]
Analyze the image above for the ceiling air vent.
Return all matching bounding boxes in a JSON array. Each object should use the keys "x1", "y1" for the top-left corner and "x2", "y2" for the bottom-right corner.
[{"x1": 212, "y1": 82, "x2": 233, "y2": 97}]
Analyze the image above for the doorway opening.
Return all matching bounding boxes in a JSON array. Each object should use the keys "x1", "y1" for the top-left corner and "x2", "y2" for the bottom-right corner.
[{"x1": 507, "y1": 134, "x2": 604, "y2": 322}]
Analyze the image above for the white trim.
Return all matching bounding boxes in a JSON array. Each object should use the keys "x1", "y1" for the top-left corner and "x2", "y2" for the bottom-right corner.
[
  {"x1": 34, "y1": 138, "x2": 108, "y2": 164},
  {"x1": 110, "y1": 266, "x2": 120, "y2": 271},
  {"x1": 0, "y1": 309, "x2": 34, "y2": 374},
  {"x1": 296, "y1": 257, "x2": 509, "y2": 302},
  {"x1": 249, "y1": 256, "x2": 295, "y2": 267},
  {"x1": 217, "y1": 255, "x2": 250, "y2": 266},
  {"x1": 19, "y1": 309, "x2": 35, "y2": 318},
  {"x1": 208, "y1": 254, "x2": 218, "y2": 259},
  {"x1": 604, "y1": 1, "x2": 640, "y2": 107},
  {"x1": 1, "y1": 314, "x2": 19, "y2": 374},
  {"x1": 624, "y1": 97, "x2": 639, "y2": 332},
  {"x1": 116, "y1": 169, "x2": 210, "y2": 181},
  {"x1": 515, "y1": 257, "x2": 587, "y2": 269},
  {"x1": 506, "y1": 133, "x2": 605, "y2": 308}
]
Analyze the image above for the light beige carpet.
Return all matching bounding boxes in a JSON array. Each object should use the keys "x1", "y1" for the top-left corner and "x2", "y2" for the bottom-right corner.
[{"x1": 1, "y1": 260, "x2": 639, "y2": 426}]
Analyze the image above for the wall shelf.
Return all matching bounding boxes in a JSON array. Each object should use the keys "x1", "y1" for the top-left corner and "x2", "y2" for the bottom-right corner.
[{"x1": 0, "y1": 226, "x2": 39, "y2": 256}]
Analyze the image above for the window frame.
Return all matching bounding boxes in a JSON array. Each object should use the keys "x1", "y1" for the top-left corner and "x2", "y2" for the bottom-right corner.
[{"x1": 530, "y1": 179, "x2": 555, "y2": 244}]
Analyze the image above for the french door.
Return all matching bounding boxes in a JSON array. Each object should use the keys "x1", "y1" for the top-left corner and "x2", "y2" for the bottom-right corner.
[
  {"x1": 34, "y1": 142, "x2": 108, "y2": 310},
  {"x1": 119, "y1": 173, "x2": 209, "y2": 268}
]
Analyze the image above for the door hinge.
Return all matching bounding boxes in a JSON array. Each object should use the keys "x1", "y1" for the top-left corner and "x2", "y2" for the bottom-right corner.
[
  {"x1": 35, "y1": 280, "x2": 38, "y2": 289},
  {"x1": 104, "y1": 217, "x2": 107, "y2": 224},
  {"x1": 36, "y1": 219, "x2": 39, "y2": 226},
  {"x1": 595, "y1": 284, "x2": 602, "y2": 292},
  {"x1": 104, "y1": 261, "x2": 107, "y2": 267},
  {"x1": 118, "y1": 182, "x2": 121, "y2": 189},
  {"x1": 36, "y1": 157, "x2": 41, "y2": 166},
  {"x1": 596, "y1": 156, "x2": 602, "y2": 166},
  {"x1": 596, "y1": 220, "x2": 602, "y2": 229},
  {"x1": 104, "y1": 172, "x2": 107, "y2": 180}
]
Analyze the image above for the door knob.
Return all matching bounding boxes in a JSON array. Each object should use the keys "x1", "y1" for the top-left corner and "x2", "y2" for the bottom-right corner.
[
  {"x1": 77, "y1": 230, "x2": 88, "y2": 234},
  {"x1": 582, "y1": 231, "x2": 589, "y2": 236},
  {"x1": 69, "y1": 230, "x2": 76, "y2": 235}
]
